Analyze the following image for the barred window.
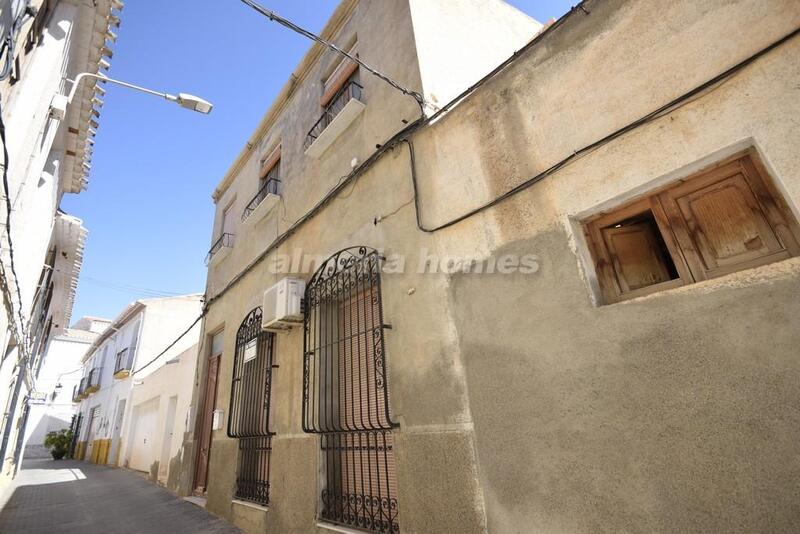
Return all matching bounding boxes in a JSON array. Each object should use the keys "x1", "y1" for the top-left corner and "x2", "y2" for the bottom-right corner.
[
  {"x1": 227, "y1": 308, "x2": 275, "y2": 507},
  {"x1": 303, "y1": 247, "x2": 399, "y2": 533}
]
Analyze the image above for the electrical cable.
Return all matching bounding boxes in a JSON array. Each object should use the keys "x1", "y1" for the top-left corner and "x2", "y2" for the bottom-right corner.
[
  {"x1": 140, "y1": 11, "x2": 800, "y2": 381},
  {"x1": 404, "y1": 24, "x2": 800, "y2": 233},
  {"x1": 205, "y1": 23, "x2": 800, "y2": 310},
  {"x1": 81, "y1": 276, "x2": 183, "y2": 298},
  {"x1": 238, "y1": 0, "x2": 426, "y2": 113},
  {"x1": 0, "y1": 98, "x2": 30, "y2": 361},
  {"x1": 131, "y1": 312, "x2": 204, "y2": 375}
]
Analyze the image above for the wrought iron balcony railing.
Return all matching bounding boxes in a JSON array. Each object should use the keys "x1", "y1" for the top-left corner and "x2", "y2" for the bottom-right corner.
[
  {"x1": 76, "y1": 376, "x2": 89, "y2": 400},
  {"x1": 72, "y1": 383, "x2": 82, "y2": 403},
  {"x1": 304, "y1": 80, "x2": 363, "y2": 150},
  {"x1": 242, "y1": 178, "x2": 281, "y2": 222},
  {"x1": 84, "y1": 367, "x2": 102, "y2": 395},
  {"x1": 114, "y1": 348, "x2": 132, "y2": 379},
  {"x1": 206, "y1": 233, "x2": 235, "y2": 265}
]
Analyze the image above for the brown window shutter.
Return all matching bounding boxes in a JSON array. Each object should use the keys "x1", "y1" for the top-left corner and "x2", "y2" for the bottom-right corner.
[
  {"x1": 321, "y1": 44, "x2": 359, "y2": 108},
  {"x1": 601, "y1": 220, "x2": 673, "y2": 291},
  {"x1": 259, "y1": 145, "x2": 281, "y2": 179},
  {"x1": 585, "y1": 198, "x2": 688, "y2": 303},
  {"x1": 658, "y1": 155, "x2": 796, "y2": 280}
]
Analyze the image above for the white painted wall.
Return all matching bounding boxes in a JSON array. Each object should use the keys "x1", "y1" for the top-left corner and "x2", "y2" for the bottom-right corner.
[
  {"x1": 74, "y1": 296, "x2": 202, "y2": 470},
  {"x1": 122, "y1": 344, "x2": 199, "y2": 483},
  {"x1": 21, "y1": 326, "x2": 99, "y2": 459},
  {"x1": 408, "y1": 0, "x2": 541, "y2": 112}
]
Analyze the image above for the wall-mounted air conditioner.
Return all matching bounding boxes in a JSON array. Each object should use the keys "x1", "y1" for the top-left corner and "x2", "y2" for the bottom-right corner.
[{"x1": 262, "y1": 278, "x2": 305, "y2": 333}]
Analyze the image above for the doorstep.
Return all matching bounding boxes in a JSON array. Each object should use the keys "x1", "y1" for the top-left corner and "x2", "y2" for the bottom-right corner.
[{"x1": 183, "y1": 495, "x2": 207, "y2": 508}]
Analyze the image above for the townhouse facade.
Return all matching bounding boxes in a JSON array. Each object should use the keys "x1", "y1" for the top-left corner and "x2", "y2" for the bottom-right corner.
[
  {"x1": 21, "y1": 315, "x2": 109, "y2": 460},
  {"x1": 184, "y1": 0, "x2": 800, "y2": 533},
  {"x1": 72, "y1": 294, "x2": 201, "y2": 483},
  {"x1": 0, "y1": 0, "x2": 121, "y2": 488}
]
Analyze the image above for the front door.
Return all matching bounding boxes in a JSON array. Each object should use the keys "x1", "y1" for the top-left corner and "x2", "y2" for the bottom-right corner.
[{"x1": 193, "y1": 354, "x2": 220, "y2": 494}]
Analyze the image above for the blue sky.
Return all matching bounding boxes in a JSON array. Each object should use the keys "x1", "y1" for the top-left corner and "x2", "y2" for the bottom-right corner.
[{"x1": 63, "y1": 0, "x2": 574, "y2": 322}]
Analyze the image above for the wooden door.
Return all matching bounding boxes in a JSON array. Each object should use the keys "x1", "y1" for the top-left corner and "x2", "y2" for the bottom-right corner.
[{"x1": 193, "y1": 354, "x2": 220, "y2": 494}]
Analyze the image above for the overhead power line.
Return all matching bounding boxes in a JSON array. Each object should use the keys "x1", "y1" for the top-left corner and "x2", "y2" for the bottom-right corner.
[
  {"x1": 132, "y1": 313, "x2": 204, "y2": 375},
  {"x1": 143, "y1": 9, "x2": 800, "y2": 386},
  {"x1": 238, "y1": 0, "x2": 426, "y2": 112},
  {"x1": 81, "y1": 276, "x2": 183, "y2": 298}
]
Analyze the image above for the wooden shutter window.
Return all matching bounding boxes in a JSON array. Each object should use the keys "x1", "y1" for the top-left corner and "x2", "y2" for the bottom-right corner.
[
  {"x1": 259, "y1": 145, "x2": 281, "y2": 179},
  {"x1": 657, "y1": 156, "x2": 800, "y2": 280},
  {"x1": 584, "y1": 150, "x2": 800, "y2": 303},
  {"x1": 321, "y1": 43, "x2": 359, "y2": 107}
]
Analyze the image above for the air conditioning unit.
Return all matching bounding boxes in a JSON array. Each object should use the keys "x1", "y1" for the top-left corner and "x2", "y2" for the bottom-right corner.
[{"x1": 262, "y1": 278, "x2": 305, "y2": 333}]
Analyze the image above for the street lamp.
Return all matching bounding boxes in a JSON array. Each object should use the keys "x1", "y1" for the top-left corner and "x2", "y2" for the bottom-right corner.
[{"x1": 48, "y1": 72, "x2": 213, "y2": 120}]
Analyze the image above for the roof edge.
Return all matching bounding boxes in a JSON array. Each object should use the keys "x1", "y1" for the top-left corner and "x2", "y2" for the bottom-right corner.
[{"x1": 212, "y1": 0, "x2": 359, "y2": 201}]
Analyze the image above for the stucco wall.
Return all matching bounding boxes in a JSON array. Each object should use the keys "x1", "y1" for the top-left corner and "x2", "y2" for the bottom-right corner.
[
  {"x1": 411, "y1": 0, "x2": 800, "y2": 531},
  {"x1": 22, "y1": 333, "x2": 94, "y2": 459},
  {"x1": 189, "y1": 0, "x2": 800, "y2": 532},
  {"x1": 124, "y1": 344, "x2": 198, "y2": 493}
]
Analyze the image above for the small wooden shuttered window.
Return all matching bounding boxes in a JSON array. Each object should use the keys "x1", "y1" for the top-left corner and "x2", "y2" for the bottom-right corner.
[
  {"x1": 303, "y1": 247, "x2": 399, "y2": 534},
  {"x1": 227, "y1": 308, "x2": 274, "y2": 507},
  {"x1": 584, "y1": 150, "x2": 800, "y2": 303}
]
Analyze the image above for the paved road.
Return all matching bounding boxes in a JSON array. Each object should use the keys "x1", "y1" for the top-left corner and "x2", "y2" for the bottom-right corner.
[{"x1": 0, "y1": 459, "x2": 239, "y2": 533}]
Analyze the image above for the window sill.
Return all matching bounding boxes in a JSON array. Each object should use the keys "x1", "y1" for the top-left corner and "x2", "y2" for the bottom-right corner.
[
  {"x1": 316, "y1": 522, "x2": 365, "y2": 534},
  {"x1": 305, "y1": 98, "x2": 365, "y2": 159},
  {"x1": 232, "y1": 499, "x2": 269, "y2": 513},
  {"x1": 209, "y1": 245, "x2": 232, "y2": 267},
  {"x1": 242, "y1": 193, "x2": 280, "y2": 226}
]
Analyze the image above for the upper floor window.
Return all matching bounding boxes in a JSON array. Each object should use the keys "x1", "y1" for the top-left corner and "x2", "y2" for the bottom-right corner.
[
  {"x1": 302, "y1": 246, "x2": 399, "y2": 533},
  {"x1": 207, "y1": 202, "x2": 236, "y2": 264},
  {"x1": 583, "y1": 150, "x2": 800, "y2": 303},
  {"x1": 243, "y1": 145, "x2": 282, "y2": 223},
  {"x1": 305, "y1": 41, "x2": 365, "y2": 155}
]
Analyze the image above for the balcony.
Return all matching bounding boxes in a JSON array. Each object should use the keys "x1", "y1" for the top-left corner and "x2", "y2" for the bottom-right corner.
[
  {"x1": 84, "y1": 367, "x2": 102, "y2": 396},
  {"x1": 72, "y1": 382, "x2": 83, "y2": 403},
  {"x1": 242, "y1": 177, "x2": 281, "y2": 225},
  {"x1": 305, "y1": 80, "x2": 365, "y2": 158},
  {"x1": 114, "y1": 348, "x2": 132, "y2": 379},
  {"x1": 206, "y1": 233, "x2": 235, "y2": 265}
]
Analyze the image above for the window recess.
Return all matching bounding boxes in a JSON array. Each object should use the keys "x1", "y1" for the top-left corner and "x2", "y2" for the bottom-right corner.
[
  {"x1": 243, "y1": 145, "x2": 282, "y2": 223},
  {"x1": 303, "y1": 247, "x2": 399, "y2": 534},
  {"x1": 227, "y1": 308, "x2": 275, "y2": 507},
  {"x1": 584, "y1": 150, "x2": 800, "y2": 303},
  {"x1": 305, "y1": 41, "x2": 364, "y2": 157}
]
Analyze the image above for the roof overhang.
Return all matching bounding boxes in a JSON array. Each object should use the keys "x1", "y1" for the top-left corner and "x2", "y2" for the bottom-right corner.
[{"x1": 49, "y1": 212, "x2": 88, "y2": 336}]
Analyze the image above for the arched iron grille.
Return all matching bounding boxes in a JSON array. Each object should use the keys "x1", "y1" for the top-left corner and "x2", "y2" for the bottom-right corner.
[
  {"x1": 303, "y1": 246, "x2": 399, "y2": 533},
  {"x1": 227, "y1": 307, "x2": 274, "y2": 507}
]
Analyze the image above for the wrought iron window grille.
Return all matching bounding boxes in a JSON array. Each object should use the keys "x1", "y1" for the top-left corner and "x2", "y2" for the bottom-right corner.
[
  {"x1": 67, "y1": 413, "x2": 82, "y2": 459},
  {"x1": 303, "y1": 246, "x2": 399, "y2": 533},
  {"x1": 242, "y1": 176, "x2": 282, "y2": 222},
  {"x1": 305, "y1": 78, "x2": 364, "y2": 150},
  {"x1": 205, "y1": 233, "x2": 236, "y2": 265},
  {"x1": 227, "y1": 307, "x2": 275, "y2": 507}
]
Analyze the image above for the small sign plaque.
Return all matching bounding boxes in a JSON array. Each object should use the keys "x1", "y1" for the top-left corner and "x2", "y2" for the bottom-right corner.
[{"x1": 243, "y1": 339, "x2": 257, "y2": 363}]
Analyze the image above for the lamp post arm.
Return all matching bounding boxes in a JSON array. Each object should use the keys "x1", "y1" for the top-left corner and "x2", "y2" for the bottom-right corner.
[{"x1": 65, "y1": 72, "x2": 177, "y2": 105}]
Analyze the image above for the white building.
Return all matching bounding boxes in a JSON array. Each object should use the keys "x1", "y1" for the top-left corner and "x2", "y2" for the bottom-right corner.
[
  {"x1": 20, "y1": 315, "x2": 109, "y2": 459},
  {"x1": 124, "y1": 343, "x2": 198, "y2": 490},
  {"x1": 73, "y1": 295, "x2": 202, "y2": 478},
  {"x1": 0, "y1": 0, "x2": 122, "y2": 488}
]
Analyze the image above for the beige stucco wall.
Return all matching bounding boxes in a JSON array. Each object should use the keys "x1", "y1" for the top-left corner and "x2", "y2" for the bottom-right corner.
[
  {"x1": 187, "y1": 0, "x2": 800, "y2": 533},
  {"x1": 411, "y1": 0, "x2": 800, "y2": 531}
]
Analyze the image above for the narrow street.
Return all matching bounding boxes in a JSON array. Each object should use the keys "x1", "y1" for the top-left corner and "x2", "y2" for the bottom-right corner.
[{"x1": 0, "y1": 459, "x2": 239, "y2": 533}]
